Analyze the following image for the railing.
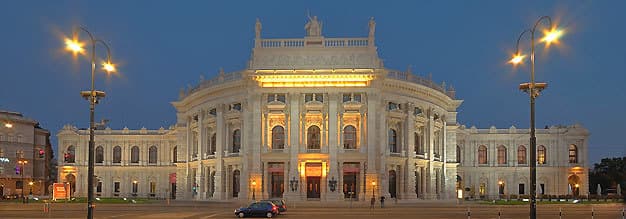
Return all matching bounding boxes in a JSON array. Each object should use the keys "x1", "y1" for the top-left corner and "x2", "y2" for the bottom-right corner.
[
  {"x1": 386, "y1": 70, "x2": 455, "y2": 98},
  {"x1": 182, "y1": 71, "x2": 243, "y2": 99},
  {"x1": 258, "y1": 37, "x2": 369, "y2": 49}
]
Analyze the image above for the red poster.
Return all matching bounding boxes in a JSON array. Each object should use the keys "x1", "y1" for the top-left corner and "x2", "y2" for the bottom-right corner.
[{"x1": 52, "y1": 183, "x2": 68, "y2": 200}]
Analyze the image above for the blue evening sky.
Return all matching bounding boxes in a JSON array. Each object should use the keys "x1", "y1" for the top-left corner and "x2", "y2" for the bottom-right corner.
[{"x1": 1, "y1": 1, "x2": 624, "y2": 164}]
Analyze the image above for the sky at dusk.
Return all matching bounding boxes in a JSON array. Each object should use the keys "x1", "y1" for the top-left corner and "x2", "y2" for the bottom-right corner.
[{"x1": 1, "y1": 0, "x2": 624, "y2": 164}]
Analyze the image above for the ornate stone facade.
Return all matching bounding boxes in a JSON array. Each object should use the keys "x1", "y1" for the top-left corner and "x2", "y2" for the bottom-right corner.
[{"x1": 57, "y1": 17, "x2": 588, "y2": 202}]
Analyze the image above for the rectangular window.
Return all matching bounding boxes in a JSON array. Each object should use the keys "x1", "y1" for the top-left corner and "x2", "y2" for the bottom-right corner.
[
  {"x1": 518, "y1": 184, "x2": 525, "y2": 195},
  {"x1": 388, "y1": 102, "x2": 398, "y2": 110},
  {"x1": 132, "y1": 182, "x2": 138, "y2": 194},
  {"x1": 353, "y1": 94, "x2": 361, "y2": 102},
  {"x1": 314, "y1": 93, "x2": 323, "y2": 102},
  {"x1": 343, "y1": 94, "x2": 351, "y2": 102},
  {"x1": 97, "y1": 181, "x2": 102, "y2": 193},
  {"x1": 150, "y1": 182, "x2": 156, "y2": 194},
  {"x1": 114, "y1": 182, "x2": 120, "y2": 193},
  {"x1": 305, "y1": 94, "x2": 313, "y2": 102},
  {"x1": 414, "y1": 107, "x2": 422, "y2": 115}
]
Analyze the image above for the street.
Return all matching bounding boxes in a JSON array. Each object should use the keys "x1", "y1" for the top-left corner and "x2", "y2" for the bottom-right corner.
[{"x1": 0, "y1": 201, "x2": 624, "y2": 219}]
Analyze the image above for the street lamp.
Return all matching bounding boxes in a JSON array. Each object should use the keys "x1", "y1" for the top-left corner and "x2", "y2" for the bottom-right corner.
[
  {"x1": 509, "y1": 16, "x2": 564, "y2": 219},
  {"x1": 64, "y1": 26, "x2": 117, "y2": 219},
  {"x1": 17, "y1": 159, "x2": 28, "y2": 201},
  {"x1": 289, "y1": 176, "x2": 299, "y2": 192},
  {"x1": 371, "y1": 181, "x2": 376, "y2": 199},
  {"x1": 28, "y1": 181, "x2": 34, "y2": 195},
  {"x1": 251, "y1": 180, "x2": 257, "y2": 200}
]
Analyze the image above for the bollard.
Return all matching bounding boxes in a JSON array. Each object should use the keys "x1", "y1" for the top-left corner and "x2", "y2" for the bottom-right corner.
[
  {"x1": 591, "y1": 207, "x2": 594, "y2": 219},
  {"x1": 467, "y1": 207, "x2": 471, "y2": 219},
  {"x1": 622, "y1": 208, "x2": 624, "y2": 219},
  {"x1": 559, "y1": 207, "x2": 562, "y2": 219},
  {"x1": 498, "y1": 208, "x2": 501, "y2": 219}
]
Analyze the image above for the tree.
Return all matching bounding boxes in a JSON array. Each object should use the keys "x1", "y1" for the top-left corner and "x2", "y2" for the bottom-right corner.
[{"x1": 589, "y1": 157, "x2": 625, "y2": 197}]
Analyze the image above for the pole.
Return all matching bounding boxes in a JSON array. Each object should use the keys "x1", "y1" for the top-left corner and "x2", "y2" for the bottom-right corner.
[
  {"x1": 85, "y1": 26, "x2": 97, "y2": 219},
  {"x1": 529, "y1": 28, "x2": 537, "y2": 219}
]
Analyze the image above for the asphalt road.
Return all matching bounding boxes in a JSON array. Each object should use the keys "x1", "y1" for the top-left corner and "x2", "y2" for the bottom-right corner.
[{"x1": 0, "y1": 201, "x2": 624, "y2": 219}]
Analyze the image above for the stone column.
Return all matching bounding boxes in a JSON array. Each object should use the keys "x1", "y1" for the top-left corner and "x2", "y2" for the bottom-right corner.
[
  {"x1": 327, "y1": 94, "x2": 341, "y2": 201},
  {"x1": 366, "y1": 91, "x2": 380, "y2": 201},
  {"x1": 427, "y1": 109, "x2": 435, "y2": 199},
  {"x1": 214, "y1": 105, "x2": 225, "y2": 200},
  {"x1": 196, "y1": 111, "x2": 205, "y2": 199},
  {"x1": 285, "y1": 92, "x2": 301, "y2": 201}
]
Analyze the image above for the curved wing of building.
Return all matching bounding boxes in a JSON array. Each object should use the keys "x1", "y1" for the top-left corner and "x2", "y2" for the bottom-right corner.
[{"x1": 57, "y1": 17, "x2": 589, "y2": 202}]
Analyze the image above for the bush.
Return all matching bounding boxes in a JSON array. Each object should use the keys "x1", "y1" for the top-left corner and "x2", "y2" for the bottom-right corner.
[{"x1": 509, "y1": 194, "x2": 518, "y2": 200}]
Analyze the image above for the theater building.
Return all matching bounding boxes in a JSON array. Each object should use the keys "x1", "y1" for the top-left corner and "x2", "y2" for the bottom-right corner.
[{"x1": 57, "y1": 17, "x2": 589, "y2": 202}]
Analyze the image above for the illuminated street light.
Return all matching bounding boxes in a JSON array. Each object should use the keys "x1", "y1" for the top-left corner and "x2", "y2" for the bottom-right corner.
[
  {"x1": 4, "y1": 123, "x2": 12, "y2": 128},
  {"x1": 509, "y1": 16, "x2": 564, "y2": 219},
  {"x1": 371, "y1": 181, "x2": 377, "y2": 199},
  {"x1": 251, "y1": 180, "x2": 257, "y2": 200},
  {"x1": 63, "y1": 26, "x2": 117, "y2": 219}
]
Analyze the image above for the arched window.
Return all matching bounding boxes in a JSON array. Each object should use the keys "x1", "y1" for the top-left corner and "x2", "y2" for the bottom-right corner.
[
  {"x1": 307, "y1": 126, "x2": 321, "y2": 150},
  {"x1": 517, "y1": 145, "x2": 527, "y2": 164},
  {"x1": 456, "y1": 145, "x2": 462, "y2": 163},
  {"x1": 478, "y1": 145, "x2": 487, "y2": 164},
  {"x1": 388, "y1": 129, "x2": 398, "y2": 153},
  {"x1": 131, "y1": 146, "x2": 140, "y2": 163},
  {"x1": 65, "y1": 146, "x2": 75, "y2": 163},
  {"x1": 538, "y1": 145, "x2": 546, "y2": 164},
  {"x1": 113, "y1": 146, "x2": 121, "y2": 163},
  {"x1": 172, "y1": 146, "x2": 178, "y2": 163},
  {"x1": 95, "y1": 146, "x2": 104, "y2": 164},
  {"x1": 210, "y1": 133, "x2": 216, "y2": 155},
  {"x1": 343, "y1": 125, "x2": 357, "y2": 149},
  {"x1": 414, "y1": 132, "x2": 424, "y2": 154},
  {"x1": 568, "y1": 144, "x2": 578, "y2": 163},
  {"x1": 149, "y1": 146, "x2": 158, "y2": 164},
  {"x1": 497, "y1": 145, "x2": 507, "y2": 165},
  {"x1": 232, "y1": 129, "x2": 241, "y2": 153},
  {"x1": 272, "y1": 126, "x2": 285, "y2": 149}
]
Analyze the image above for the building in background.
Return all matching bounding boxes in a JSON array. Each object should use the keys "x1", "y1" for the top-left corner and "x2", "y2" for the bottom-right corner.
[
  {"x1": 0, "y1": 110, "x2": 51, "y2": 198},
  {"x1": 57, "y1": 17, "x2": 589, "y2": 202}
]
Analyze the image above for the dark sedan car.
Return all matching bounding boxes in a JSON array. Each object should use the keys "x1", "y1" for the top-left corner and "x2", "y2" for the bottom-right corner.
[
  {"x1": 234, "y1": 201, "x2": 279, "y2": 218},
  {"x1": 261, "y1": 199, "x2": 286, "y2": 214}
]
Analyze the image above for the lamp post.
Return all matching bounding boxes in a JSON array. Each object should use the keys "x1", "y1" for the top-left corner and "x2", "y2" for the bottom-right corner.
[
  {"x1": 17, "y1": 159, "x2": 27, "y2": 201},
  {"x1": 28, "y1": 181, "x2": 33, "y2": 195},
  {"x1": 371, "y1": 181, "x2": 376, "y2": 199},
  {"x1": 251, "y1": 180, "x2": 257, "y2": 200},
  {"x1": 509, "y1": 16, "x2": 563, "y2": 219},
  {"x1": 64, "y1": 26, "x2": 116, "y2": 219}
]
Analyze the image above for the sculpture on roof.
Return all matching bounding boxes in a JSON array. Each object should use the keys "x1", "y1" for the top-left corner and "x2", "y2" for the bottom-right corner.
[
  {"x1": 305, "y1": 15, "x2": 322, "y2": 36},
  {"x1": 369, "y1": 17, "x2": 376, "y2": 38},
  {"x1": 255, "y1": 18, "x2": 262, "y2": 39}
]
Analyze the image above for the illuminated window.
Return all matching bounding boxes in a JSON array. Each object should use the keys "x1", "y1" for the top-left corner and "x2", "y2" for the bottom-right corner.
[
  {"x1": 95, "y1": 146, "x2": 104, "y2": 163},
  {"x1": 568, "y1": 144, "x2": 578, "y2": 163},
  {"x1": 149, "y1": 146, "x2": 158, "y2": 164},
  {"x1": 307, "y1": 126, "x2": 321, "y2": 149},
  {"x1": 478, "y1": 145, "x2": 487, "y2": 164},
  {"x1": 343, "y1": 125, "x2": 357, "y2": 149},
  {"x1": 272, "y1": 126, "x2": 285, "y2": 149},
  {"x1": 497, "y1": 145, "x2": 507, "y2": 165},
  {"x1": 131, "y1": 146, "x2": 140, "y2": 163},
  {"x1": 232, "y1": 129, "x2": 241, "y2": 153},
  {"x1": 517, "y1": 145, "x2": 527, "y2": 164},
  {"x1": 537, "y1": 145, "x2": 546, "y2": 164}
]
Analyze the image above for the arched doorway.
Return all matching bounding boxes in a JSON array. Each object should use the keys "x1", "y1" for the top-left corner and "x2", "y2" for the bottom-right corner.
[
  {"x1": 568, "y1": 174, "x2": 581, "y2": 196},
  {"x1": 389, "y1": 170, "x2": 397, "y2": 198},
  {"x1": 232, "y1": 170, "x2": 240, "y2": 198},
  {"x1": 65, "y1": 174, "x2": 76, "y2": 197}
]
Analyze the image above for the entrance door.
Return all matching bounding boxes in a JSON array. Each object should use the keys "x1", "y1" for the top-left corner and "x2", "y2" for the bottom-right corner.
[
  {"x1": 306, "y1": 176, "x2": 321, "y2": 199},
  {"x1": 171, "y1": 183, "x2": 176, "y2": 199},
  {"x1": 343, "y1": 173, "x2": 358, "y2": 199},
  {"x1": 270, "y1": 172, "x2": 284, "y2": 198},
  {"x1": 389, "y1": 170, "x2": 397, "y2": 198}
]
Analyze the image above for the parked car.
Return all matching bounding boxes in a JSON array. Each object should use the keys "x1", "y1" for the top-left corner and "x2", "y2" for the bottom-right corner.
[
  {"x1": 261, "y1": 199, "x2": 286, "y2": 214},
  {"x1": 234, "y1": 201, "x2": 279, "y2": 218}
]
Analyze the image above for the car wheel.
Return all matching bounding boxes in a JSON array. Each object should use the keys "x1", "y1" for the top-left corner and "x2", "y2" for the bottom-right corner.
[
  {"x1": 238, "y1": 212, "x2": 245, "y2": 218},
  {"x1": 266, "y1": 212, "x2": 273, "y2": 218}
]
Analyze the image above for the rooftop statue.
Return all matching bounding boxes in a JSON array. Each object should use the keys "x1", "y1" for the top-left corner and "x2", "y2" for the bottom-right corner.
[
  {"x1": 305, "y1": 15, "x2": 322, "y2": 37},
  {"x1": 369, "y1": 17, "x2": 376, "y2": 38},
  {"x1": 255, "y1": 18, "x2": 262, "y2": 39}
]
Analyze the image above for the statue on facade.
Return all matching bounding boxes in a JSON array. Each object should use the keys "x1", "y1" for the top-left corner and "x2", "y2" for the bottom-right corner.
[
  {"x1": 255, "y1": 18, "x2": 262, "y2": 39},
  {"x1": 369, "y1": 17, "x2": 376, "y2": 38},
  {"x1": 305, "y1": 15, "x2": 322, "y2": 36}
]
